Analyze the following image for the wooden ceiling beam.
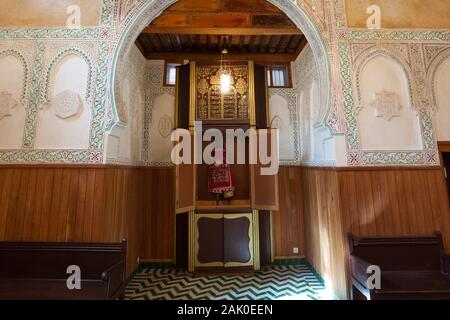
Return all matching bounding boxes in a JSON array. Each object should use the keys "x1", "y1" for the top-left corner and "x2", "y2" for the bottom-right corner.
[
  {"x1": 295, "y1": 37, "x2": 308, "y2": 57},
  {"x1": 144, "y1": 52, "x2": 298, "y2": 63},
  {"x1": 142, "y1": 26, "x2": 302, "y2": 36}
]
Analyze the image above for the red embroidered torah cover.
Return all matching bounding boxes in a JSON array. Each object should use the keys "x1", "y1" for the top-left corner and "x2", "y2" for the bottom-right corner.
[{"x1": 208, "y1": 149, "x2": 235, "y2": 197}]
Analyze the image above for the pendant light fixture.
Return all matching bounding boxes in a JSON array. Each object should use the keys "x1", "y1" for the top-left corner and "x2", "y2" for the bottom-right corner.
[{"x1": 219, "y1": 38, "x2": 231, "y2": 94}]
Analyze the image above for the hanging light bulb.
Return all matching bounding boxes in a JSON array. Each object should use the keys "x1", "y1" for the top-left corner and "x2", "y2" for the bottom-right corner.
[
  {"x1": 219, "y1": 40, "x2": 231, "y2": 94},
  {"x1": 220, "y1": 72, "x2": 231, "y2": 94}
]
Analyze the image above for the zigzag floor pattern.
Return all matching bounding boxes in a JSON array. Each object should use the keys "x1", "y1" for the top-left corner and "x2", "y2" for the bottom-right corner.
[{"x1": 124, "y1": 265, "x2": 334, "y2": 300}]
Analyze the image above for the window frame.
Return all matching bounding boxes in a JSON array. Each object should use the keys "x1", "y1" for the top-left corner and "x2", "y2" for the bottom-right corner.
[
  {"x1": 163, "y1": 60, "x2": 183, "y2": 87},
  {"x1": 266, "y1": 63, "x2": 293, "y2": 89}
]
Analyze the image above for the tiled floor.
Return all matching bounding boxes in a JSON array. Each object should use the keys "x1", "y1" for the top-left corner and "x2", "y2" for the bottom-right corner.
[{"x1": 124, "y1": 264, "x2": 334, "y2": 300}]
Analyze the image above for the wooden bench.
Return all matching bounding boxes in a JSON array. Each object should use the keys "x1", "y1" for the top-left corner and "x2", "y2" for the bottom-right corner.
[
  {"x1": 0, "y1": 239, "x2": 127, "y2": 300},
  {"x1": 348, "y1": 232, "x2": 450, "y2": 300}
]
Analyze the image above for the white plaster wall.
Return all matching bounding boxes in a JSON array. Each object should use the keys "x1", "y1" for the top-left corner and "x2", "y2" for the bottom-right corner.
[
  {"x1": 106, "y1": 44, "x2": 145, "y2": 164},
  {"x1": 433, "y1": 57, "x2": 450, "y2": 141},
  {"x1": 144, "y1": 59, "x2": 176, "y2": 165},
  {"x1": 269, "y1": 94, "x2": 296, "y2": 161},
  {"x1": 148, "y1": 93, "x2": 175, "y2": 163},
  {"x1": 0, "y1": 55, "x2": 26, "y2": 149},
  {"x1": 35, "y1": 55, "x2": 91, "y2": 149},
  {"x1": 358, "y1": 55, "x2": 422, "y2": 150}
]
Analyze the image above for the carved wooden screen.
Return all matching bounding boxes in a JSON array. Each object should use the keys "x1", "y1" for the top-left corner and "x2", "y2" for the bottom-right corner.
[{"x1": 196, "y1": 64, "x2": 249, "y2": 122}]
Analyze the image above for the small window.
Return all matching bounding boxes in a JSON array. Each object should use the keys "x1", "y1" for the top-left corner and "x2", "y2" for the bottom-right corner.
[
  {"x1": 164, "y1": 62, "x2": 182, "y2": 86},
  {"x1": 266, "y1": 64, "x2": 292, "y2": 88}
]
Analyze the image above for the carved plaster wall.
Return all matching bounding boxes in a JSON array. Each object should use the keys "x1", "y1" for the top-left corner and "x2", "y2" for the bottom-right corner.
[
  {"x1": 0, "y1": 0, "x2": 448, "y2": 167},
  {"x1": 142, "y1": 60, "x2": 176, "y2": 167},
  {"x1": 269, "y1": 91, "x2": 300, "y2": 165},
  {"x1": 106, "y1": 44, "x2": 145, "y2": 165},
  {"x1": 0, "y1": 52, "x2": 27, "y2": 149},
  {"x1": 356, "y1": 54, "x2": 422, "y2": 151},
  {"x1": 428, "y1": 49, "x2": 450, "y2": 141},
  {"x1": 35, "y1": 54, "x2": 91, "y2": 149},
  {"x1": 294, "y1": 44, "x2": 337, "y2": 166}
]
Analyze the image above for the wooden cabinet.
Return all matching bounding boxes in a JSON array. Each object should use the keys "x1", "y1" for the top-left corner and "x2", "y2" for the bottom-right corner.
[
  {"x1": 194, "y1": 213, "x2": 254, "y2": 269},
  {"x1": 174, "y1": 60, "x2": 278, "y2": 272}
]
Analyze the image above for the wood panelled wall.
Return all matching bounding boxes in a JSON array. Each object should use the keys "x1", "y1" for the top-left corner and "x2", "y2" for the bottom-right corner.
[
  {"x1": 0, "y1": 166, "x2": 174, "y2": 276},
  {"x1": 1, "y1": 164, "x2": 449, "y2": 300},
  {"x1": 141, "y1": 168, "x2": 175, "y2": 261},
  {"x1": 272, "y1": 167, "x2": 305, "y2": 259},
  {"x1": 302, "y1": 166, "x2": 450, "y2": 300},
  {"x1": 302, "y1": 167, "x2": 348, "y2": 300}
]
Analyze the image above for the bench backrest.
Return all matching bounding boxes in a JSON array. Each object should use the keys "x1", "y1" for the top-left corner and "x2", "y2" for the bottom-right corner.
[
  {"x1": 348, "y1": 232, "x2": 444, "y2": 272},
  {"x1": 0, "y1": 240, "x2": 126, "y2": 280}
]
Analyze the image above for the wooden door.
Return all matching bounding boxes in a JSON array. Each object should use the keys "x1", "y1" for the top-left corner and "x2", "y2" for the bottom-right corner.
[
  {"x1": 250, "y1": 130, "x2": 279, "y2": 211},
  {"x1": 194, "y1": 214, "x2": 224, "y2": 268},
  {"x1": 254, "y1": 63, "x2": 269, "y2": 129},
  {"x1": 176, "y1": 63, "x2": 191, "y2": 129},
  {"x1": 193, "y1": 213, "x2": 254, "y2": 268},
  {"x1": 175, "y1": 131, "x2": 196, "y2": 214},
  {"x1": 224, "y1": 213, "x2": 254, "y2": 267}
]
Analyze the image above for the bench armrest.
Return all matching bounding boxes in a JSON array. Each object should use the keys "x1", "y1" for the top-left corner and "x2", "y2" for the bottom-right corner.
[
  {"x1": 101, "y1": 261, "x2": 125, "y2": 299},
  {"x1": 349, "y1": 255, "x2": 373, "y2": 288},
  {"x1": 443, "y1": 255, "x2": 450, "y2": 275}
]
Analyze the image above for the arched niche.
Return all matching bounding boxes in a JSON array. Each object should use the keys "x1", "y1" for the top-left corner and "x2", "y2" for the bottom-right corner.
[
  {"x1": 35, "y1": 54, "x2": 91, "y2": 149},
  {"x1": 148, "y1": 93, "x2": 176, "y2": 164},
  {"x1": 431, "y1": 54, "x2": 450, "y2": 141},
  {"x1": 0, "y1": 53, "x2": 27, "y2": 149},
  {"x1": 269, "y1": 94, "x2": 295, "y2": 161},
  {"x1": 357, "y1": 54, "x2": 422, "y2": 151}
]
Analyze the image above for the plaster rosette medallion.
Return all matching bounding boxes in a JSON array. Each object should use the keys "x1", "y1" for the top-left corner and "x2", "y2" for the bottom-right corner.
[
  {"x1": 371, "y1": 90, "x2": 402, "y2": 121},
  {"x1": 0, "y1": 91, "x2": 18, "y2": 120},
  {"x1": 52, "y1": 90, "x2": 82, "y2": 119},
  {"x1": 158, "y1": 114, "x2": 173, "y2": 138}
]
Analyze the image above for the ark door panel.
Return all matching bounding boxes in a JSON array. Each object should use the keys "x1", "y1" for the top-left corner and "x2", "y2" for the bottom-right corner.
[
  {"x1": 175, "y1": 212, "x2": 189, "y2": 269},
  {"x1": 224, "y1": 214, "x2": 254, "y2": 267},
  {"x1": 254, "y1": 64, "x2": 269, "y2": 129},
  {"x1": 258, "y1": 211, "x2": 272, "y2": 267},
  {"x1": 195, "y1": 214, "x2": 224, "y2": 268},
  {"x1": 175, "y1": 131, "x2": 196, "y2": 213},
  {"x1": 250, "y1": 130, "x2": 279, "y2": 211},
  {"x1": 176, "y1": 63, "x2": 191, "y2": 129}
]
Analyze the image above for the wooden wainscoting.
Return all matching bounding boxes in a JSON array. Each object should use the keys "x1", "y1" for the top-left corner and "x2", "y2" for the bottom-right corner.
[
  {"x1": 302, "y1": 167, "x2": 347, "y2": 299},
  {"x1": 0, "y1": 165, "x2": 175, "y2": 276},
  {"x1": 302, "y1": 166, "x2": 450, "y2": 300},
  {"x1": 338, "y1": 167, "x2": 450, "y2": 243},
  {"x1": 141, "y1": 167, "x2": 175, "y2": 262},
  {"x1": 272, "y1": 166, "x2": 305, "y2": 259}
]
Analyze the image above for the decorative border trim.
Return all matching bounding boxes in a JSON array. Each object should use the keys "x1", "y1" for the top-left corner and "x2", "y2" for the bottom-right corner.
[
  {"x1": 22, "y1": 41, "x2": 45, "y2": 149},
  {"x1": 0, "y1": 149, "x2": 102, "y2": 164}
]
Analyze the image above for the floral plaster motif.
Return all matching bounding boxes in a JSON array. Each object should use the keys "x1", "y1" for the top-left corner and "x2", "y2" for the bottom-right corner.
[
  {"x1": 371, "y1": 90, "x2": 401, "y2": 121},
  {"x1": 52, "y1": 90, "x2": 82, "y2": 119}
]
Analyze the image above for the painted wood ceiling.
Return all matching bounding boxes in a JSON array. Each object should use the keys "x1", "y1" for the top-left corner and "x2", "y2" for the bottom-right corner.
[{"x1": 135, "y1": 0, "x2": 307, "y2": 62}]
